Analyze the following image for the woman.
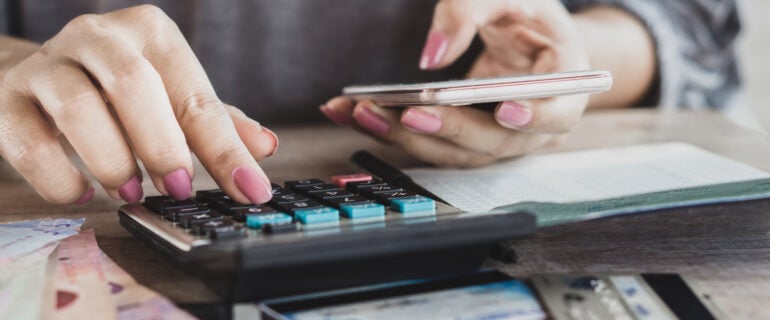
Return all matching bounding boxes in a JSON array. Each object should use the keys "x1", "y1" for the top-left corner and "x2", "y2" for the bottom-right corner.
[{"x1": 0, "y1": 0, "x2": 741, "y2": 205}]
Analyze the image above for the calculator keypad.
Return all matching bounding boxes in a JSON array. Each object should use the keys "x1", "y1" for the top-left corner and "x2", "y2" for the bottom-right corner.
[{"x1": 138, "y1": 175, "x2": 437, "y2": 240}]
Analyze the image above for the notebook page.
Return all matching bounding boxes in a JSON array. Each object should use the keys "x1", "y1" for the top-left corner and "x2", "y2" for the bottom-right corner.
[{"x1": 404, "y1": 142, "x2": 770, "y2": 212}]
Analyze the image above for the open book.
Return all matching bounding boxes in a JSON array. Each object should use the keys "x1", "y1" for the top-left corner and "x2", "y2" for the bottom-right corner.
[{"x1": 404, "y1": 143, "x2": 770, "y2": 226}]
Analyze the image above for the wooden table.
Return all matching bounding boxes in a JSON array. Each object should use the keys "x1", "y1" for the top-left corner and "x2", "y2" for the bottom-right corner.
[{"x1": 2, "y1": 109, "x2": 770, "y2": 319}]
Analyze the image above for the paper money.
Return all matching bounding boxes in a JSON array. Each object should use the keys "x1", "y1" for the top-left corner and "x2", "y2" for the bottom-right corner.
[
  {"x1": 0, "y1": 242, "x2": 59, "y2": 320},
  {"x1": 0, "y1": 218, "x2": 84, "y2": 262}
]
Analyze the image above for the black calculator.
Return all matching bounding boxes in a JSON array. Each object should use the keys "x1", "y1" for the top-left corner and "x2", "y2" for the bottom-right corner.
[{"x1": 117, "y1": 153, "x2": 536, "y2": 302}]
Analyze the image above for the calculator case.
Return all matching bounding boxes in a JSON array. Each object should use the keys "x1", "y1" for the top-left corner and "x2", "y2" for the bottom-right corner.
[{"x1": 118, "y1": 169, "x2": 536, "y2": 302}]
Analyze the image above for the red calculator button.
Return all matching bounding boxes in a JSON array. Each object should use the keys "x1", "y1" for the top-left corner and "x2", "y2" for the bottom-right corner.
[{"x1": 331, "y1": 174, "x2": 372, "y2": 188}]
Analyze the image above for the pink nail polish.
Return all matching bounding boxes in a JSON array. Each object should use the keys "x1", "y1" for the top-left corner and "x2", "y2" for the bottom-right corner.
[
  {"x1": 119, "y1": 176, "x2": 143, "y2": 203},
  {"x1": 262, "y1": 127, "x2": 279, "y2": 157},
  {"x1": 353, "y1": 107, "x2": 390, "y2": 137},
  {"x1": 163, "y1": 168, "x2": 192, "y2": 201},
  {"x1": 320, "y1": 105, "x2": 353, "y2": 126},
  {"x1": 419, "y1": 31, "x2": 448, "y2": 70},
  {"x1": 231, "y1": 166, "x2": 272, "y2": 204},
  {"x1": 497, "y1": 101, "x2": 533, "y2": 127},
  {"x1": 75, "y1": 187, "x2": 95, "y2": 205},
  {"x1": 401, "y1": 109, "x2": 442, "y2": 133}
]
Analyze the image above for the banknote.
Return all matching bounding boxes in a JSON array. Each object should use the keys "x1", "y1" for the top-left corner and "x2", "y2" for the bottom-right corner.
[{"x1": 0, "y1": 217, "x2": 85, "y2": 262}]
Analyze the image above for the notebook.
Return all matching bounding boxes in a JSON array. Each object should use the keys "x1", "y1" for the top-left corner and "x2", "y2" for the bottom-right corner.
[{"x1": 404, "y1": 142, "x2": 770, "y2": 226}]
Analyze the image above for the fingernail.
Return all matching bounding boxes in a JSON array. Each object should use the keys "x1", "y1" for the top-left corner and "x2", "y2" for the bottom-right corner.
[
  {"x1": 497, "y1": 101, "x2": 533, "y2": 127},
  {"x1": 231, "y1": 166, "x2": 272, "y2": 204},
  {"x1": 262, "y1": 127, "x2": 279, "y2": 157},
  {"x1": 419, "y1": 31, "x2": 448, "y2": 70},
  {"x1": 163, "y1": 168, "x2": 192, "y2": 201},
  {"x1": 353, "y1": 107, "x2": 390, "y2": 136},
  {"x1": 320, "y1": 104, "x2": 353, "y2": 126},
  {"x1": 119, "y1": 176, "x2": 143, "y2": 203},
  {"x1": 401, "y1": 109, "x2": 442, "y2": 133},
  {"x1": 75, "y1": 187, "x2": 95, "y2": 205}
]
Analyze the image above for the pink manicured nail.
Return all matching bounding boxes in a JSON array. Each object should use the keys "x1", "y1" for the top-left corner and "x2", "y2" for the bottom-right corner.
[
  {"x1": 320, "y1": 104, "x2": 353, "y2": 126},
  {"x1": 231, "y1": 166, "x2": 272, "y2": 204},
  {"x1": 497, "y1": 101, "x2": 533, "y2": 127},
  {"x1": 163, "y1": 168, "x2": 192, "y2": 201},
  {"x1": 262, "y1": 127, "x2": 279, "y2": 157},
  {"x1": 401, "y1": 109, "x2": 442, "y2": 133},
  {"x1": 419, "y1": 31, "x2": 448, "y2": 70},
  {"x1": 119, "y1": 176, "x2": 143, "y2": 203},
  {"x1": 75, "y1": 187, "x2": 95, "y2": 205},
  {"x1": 353, "y1": 107, "x2": 390, "y2": 136}
]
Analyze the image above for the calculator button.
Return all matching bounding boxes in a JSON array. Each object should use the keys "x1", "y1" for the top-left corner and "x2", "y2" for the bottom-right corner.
[
  {"x1": 340, "y1": 203, "x2": 385, "y2": 219},
  {"x1": 145, "y1": 196, "x2": 198, "y2": 215},
  {"x1": 165, "y1": 205, "x2": 211, "y2": 222},
  {"x1": 271, "y1": 184, "x2": 291, "y2": 196},
  {"x1": 357, "y1": 185, "x2": 403, "y2": 197},
  {"x1": 275, "y1": 200, "x2": 325, "y2": 214},
  {"x1": 285, "y1": 179, "x2": 325, "y2": 191},
  {"x1": 191, "y1": 219, "x2": 243, "y2": 239},
  {"x1": 262, "y1": 222, "x2": 298, "y2": 234},
  {"x1": 178, "y1": 212, "x2": 224, "y2": 229},
  {"x1": 390, "y1": 196, "x2": 436, "y2": 213},
  {"x1": 331, "y1": 174, "x2": 372, "y2": 188},
  {"x1": 373, "y1": 191, "x2": 418, "y2": 205},
  {"x1": 293, "y1": 207, "x2": 340, "y2": 224},
  {"x1": 226, "y1": 205, "x2": 277, "y2": 222},
  {"x1": 346, "y1": 180, "x2": 388, "y2": 192},
  {"x1": 195, "y1": 189, "x2": 228, "y2": 202},
  {"x1": 246, "y1": 213, "x2": 293, "y2": 229},
  {"x1": 270, "y1": 194, "x2": 310, "y2": 204},
  {"x1": 324, "y1": 196, "x2": 372, "y2": 209},
  {"x1": 294, "y1": 183, "x2": 339, "y2": 195},
  {"x1": 310, "y1": 189, "x2": 355, "y2": 201}
]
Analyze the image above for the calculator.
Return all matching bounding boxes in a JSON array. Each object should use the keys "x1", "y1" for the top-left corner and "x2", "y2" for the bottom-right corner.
[{"x1": 117, "y1": 160, "x2": 536, "y2": 302}]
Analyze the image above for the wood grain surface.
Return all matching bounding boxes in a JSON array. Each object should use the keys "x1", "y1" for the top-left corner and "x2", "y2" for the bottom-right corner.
[{"x1": 1, "y1": 109, "x2": 769, "y2": 318}]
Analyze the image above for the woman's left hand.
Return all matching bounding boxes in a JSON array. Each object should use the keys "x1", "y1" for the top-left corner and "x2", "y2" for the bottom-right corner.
[{"x1": 321, "y1": 0, "x2": 591, "y2": 167}]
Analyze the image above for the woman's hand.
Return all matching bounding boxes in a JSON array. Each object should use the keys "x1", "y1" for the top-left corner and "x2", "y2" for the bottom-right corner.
[
  {"x1": 0, "y1": 5, "x2": 277, "y2": 205},
  {"x1": 322, "y1": 0, "x2": 591, "y2": 167}
]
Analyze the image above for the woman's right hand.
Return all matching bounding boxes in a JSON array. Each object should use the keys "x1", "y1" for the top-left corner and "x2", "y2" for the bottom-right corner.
[{"x1": 0, "y1": 5, "x2": 277, "y2": 205}]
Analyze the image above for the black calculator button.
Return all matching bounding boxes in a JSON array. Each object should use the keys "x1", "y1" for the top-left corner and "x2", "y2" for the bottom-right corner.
[
  {"x1": 165, "y1": 205, "x2": 211, "y2": 222},
  {"x1": 262, "y1": 222, "x2": 297, "y2": 234},
  {"x1": 271, "y1": 184, "x2": 292, "y2": 196},
  {"x1": 285, "y1": 179, "x2": 325, "y2": 191},
  {"x1": 270, "y1": 194, "x2": 310, "y2": 204},
  {"x1": 178, "y1": 212, "x2": 224, "y2": 229},
  {"x1": 275, "y1": 200, "x2": 324, "y2": 214},
  {"x1": 192, "y1": 219, "x2": 243, "y2": 239},
  {"x1": 357, "y1": 185, "x2": 403, "y2": 197},
  {"x1": 294, "y1": 183, "x2": 339, "y2": 195},
  {"x1": 325, "y1": 195, "x2": 373, "y2": 208},
  {"x1": 195, "y1": 189, "x2": 227, "y2": 202},
  {"x1": 310, "y1": 189, "x2": 355, "y2": 201},
  {"x1": 346, "y1": 180, "x2": 388, "y2": 192},
  {"x1": 145, "y1": 196, "x2": 198, "y2": 215},
  {"x1": 227, "y1": 205, "x2": 277, "y2": 222},
  {"x1": 374, "y1": 191, "x2": 418, "y2": 205}
]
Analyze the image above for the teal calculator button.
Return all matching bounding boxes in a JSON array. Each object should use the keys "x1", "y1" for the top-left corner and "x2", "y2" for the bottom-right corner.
[
  {"x1": 340, "y1": 202, "x2": 385, "y2": 219},
  {"x1": 246, "y1": 213, "x2": 292, "y2": 229},
  {"x1": 390, "y1": 196, "x2": 435, "y2": 213},
  {"x1": 294, "y1": 207, "x2": 340, "y2": 224}
]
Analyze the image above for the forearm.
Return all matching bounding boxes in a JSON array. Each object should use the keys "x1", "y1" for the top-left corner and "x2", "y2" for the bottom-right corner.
[
  {"x1": 0, "y1": 35, "x2": 39, "y2": 78},
  {"x1": 572, "y1": 6, "x2": 656, "y2": 109}
]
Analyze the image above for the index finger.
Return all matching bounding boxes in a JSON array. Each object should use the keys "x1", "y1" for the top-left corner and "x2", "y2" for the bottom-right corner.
[{"x1": 109, "y1": 6, "x2": 272, "y2": 204}]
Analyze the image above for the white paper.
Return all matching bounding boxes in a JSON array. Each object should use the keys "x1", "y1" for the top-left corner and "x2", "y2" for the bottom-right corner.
[{"x1": 405, "y1": 142, "x2": 770, "y2": 212}]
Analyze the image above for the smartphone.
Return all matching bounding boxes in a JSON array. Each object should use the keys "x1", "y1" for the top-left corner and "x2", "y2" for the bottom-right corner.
[{"x1": 342, "y1": 70, "x2": 612, "y2": 106}]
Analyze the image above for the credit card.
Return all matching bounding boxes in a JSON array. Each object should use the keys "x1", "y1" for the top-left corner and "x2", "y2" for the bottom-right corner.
[{"x1": 530, "y1": 274, "x2": 636, "y2": 320}]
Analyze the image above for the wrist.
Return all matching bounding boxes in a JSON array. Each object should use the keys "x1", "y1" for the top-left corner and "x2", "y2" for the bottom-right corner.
[{"x1": 572, "y1": 6, "x2": 656, "y2": 108}]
